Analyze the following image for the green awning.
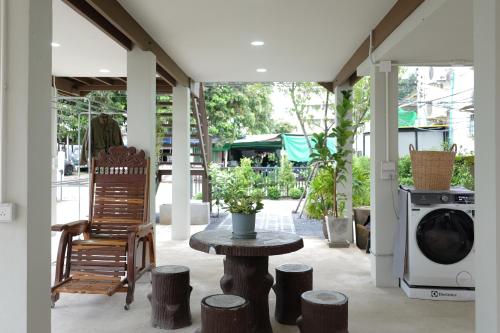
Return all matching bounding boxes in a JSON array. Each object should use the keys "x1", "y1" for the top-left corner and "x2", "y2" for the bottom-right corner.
[
  {"x1": 399, "y1": 108, "x2": 417, "y2": 127},
  {"x1": 283, "y1": 134, "x2": 336, "y2": 162}
]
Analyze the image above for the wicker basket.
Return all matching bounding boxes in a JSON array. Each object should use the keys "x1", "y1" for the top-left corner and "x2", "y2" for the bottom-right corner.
[{"x1": 409, "y1": 144, "x2": 457, "y2": 190}]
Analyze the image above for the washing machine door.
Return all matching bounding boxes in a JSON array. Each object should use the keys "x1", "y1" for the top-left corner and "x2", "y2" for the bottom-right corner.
[{"x1": 416, "y1": 208, "x2": 474, "y2": 265}]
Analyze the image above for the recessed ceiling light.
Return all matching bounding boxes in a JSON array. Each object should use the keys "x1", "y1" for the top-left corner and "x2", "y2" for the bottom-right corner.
[
  {"x1": 256, "y1": 68, "x2": 267, "y2": 73},
  {"x1": 51, "y1": 42, "x2": 61, "y2": 47},
  {"x1": 99, "y1": 68, "x2": 111, "y2": 74},
  {"x1": 251, "y1": 41, "x2": 265, "y2": 46}
]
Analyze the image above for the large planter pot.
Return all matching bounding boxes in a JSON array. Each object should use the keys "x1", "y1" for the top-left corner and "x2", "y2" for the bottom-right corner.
[
  {"x1": 231, "y1": 213, "x2": 257, "y2": 239},
  {"x1": 325, "y1": 215, "x2": 350, "y2": 248},
  {"x1": 353, "y1": 207, "x2": 370, "y2": 251}
]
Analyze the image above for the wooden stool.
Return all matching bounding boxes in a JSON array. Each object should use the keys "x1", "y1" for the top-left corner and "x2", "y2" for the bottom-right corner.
[
  {"x1": 297, "y1": 290, "x2": 348, "y2": 333},
  {"x1": 148, "y1": 265, "x2": 192, "y2": 329},
  {"x1": 273, "y1": 263, "x2": 313, "y2": 325},
  {"x1": 195, "y1": 294, "x2": 250, "y2": 333}
]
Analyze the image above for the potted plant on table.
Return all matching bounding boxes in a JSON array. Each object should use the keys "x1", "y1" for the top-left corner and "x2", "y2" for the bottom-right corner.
[
  {"x1": 221, "y1": 158, "x2": 264, "y2": 239},
  {"x1": 310, "y1": 90, "x2": 354, "y2": 247}
]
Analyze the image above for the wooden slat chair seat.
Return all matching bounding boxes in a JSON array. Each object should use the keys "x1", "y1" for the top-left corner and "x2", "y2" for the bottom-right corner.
[{"x1": 51, "y1": 146, "x2": 156, "y2": 310}]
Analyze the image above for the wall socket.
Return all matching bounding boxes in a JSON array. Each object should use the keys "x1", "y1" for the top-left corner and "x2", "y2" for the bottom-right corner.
[
  {"x1": 0, "y1": 203, "x2": 14, "y2": 222},
  {"x1": 381, "y1": 161, "x2": 396, "y2": 180}
]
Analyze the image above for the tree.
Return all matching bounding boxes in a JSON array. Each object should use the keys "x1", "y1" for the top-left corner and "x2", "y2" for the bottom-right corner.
[
  {"x1": 273, "y1": 121, "x2": 296, "y2": 134},
  {"x1": 352, "y1": 76, "x2": 370, "y2": 134},
  {"x1": 277, "y1": 82, "x2": 325, "y2": 153},
  {"x1": 204, "y1": 83, "x2": 274, "y2": 148},
  {"x1": 278, "y1": 155, "x2": 296, "y2": 196}
]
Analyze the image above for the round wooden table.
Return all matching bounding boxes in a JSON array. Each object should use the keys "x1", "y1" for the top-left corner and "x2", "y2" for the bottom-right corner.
[{"x1": 190, "y1": 230, "x2": 304, "y2": 333}]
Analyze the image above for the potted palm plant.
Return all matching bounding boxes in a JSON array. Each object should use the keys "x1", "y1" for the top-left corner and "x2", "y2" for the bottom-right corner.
[
  {"x1": 222, "y1": 158, "x2": 264, "y2": 239},
  {"x1": 310, "y1": 90, "x2": 354, "y2": 247}
]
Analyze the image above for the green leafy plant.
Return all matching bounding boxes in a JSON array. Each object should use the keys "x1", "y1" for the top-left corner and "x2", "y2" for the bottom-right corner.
[
  {"x1": 209, "y1": 162, "x2": 234, "y2": 216},
  {"x1": 289, "y1": 187, "x2": 304, "y2": 200},
  {"x1": 309, "y1": 90, "x2": 354, "y2": 218},
  {"x1": 193, "y1": 192, "x2": 203, "y2": 200},
  {"x1": 210, "y1": 159, "x2": 264, "y2": 215},
  {"x1": 352, "y1": 157, "x2": 370, "y2": 207},
  {"x1": 267, "y1": 186, "x2": 281, "y2": 200},
  {"x1": 305, "y1": 168, "x2": 334, "y2": 219},
  {"x1": 278, "y1": 155, "x2": 296, "y2": 196}
]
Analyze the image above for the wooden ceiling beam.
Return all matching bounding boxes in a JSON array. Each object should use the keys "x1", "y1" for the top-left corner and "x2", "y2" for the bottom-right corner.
[
  {"x1": 331, "y1": 0, "x2": 425, "y2": 90},
  {"x1": 86, "y1": 0, "x2": 190, "y2": 87},
  {"x1": 62, "y1": 0, "x2": 132, "y2": 50},
  {"x1": 156, "y1": 64, "x2": 176, "y2": 87},
  {"x1": 92, "y1": 77, "x2": 115, "y2": 85},
  {"x1": 53, "y1": 77, "x2": 81, "y2": 96},
  {"x1": 318, "y1": 82, "x2": 334, "y2": 93}
]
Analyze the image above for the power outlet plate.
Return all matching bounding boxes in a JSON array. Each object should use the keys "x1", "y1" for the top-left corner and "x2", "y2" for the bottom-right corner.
[
  {"x1": 381, "y1": 161, "x2": 396, "y2": 180},
  {"x1": 0, "y1": 203, "x2": 14, "y2": 222}
]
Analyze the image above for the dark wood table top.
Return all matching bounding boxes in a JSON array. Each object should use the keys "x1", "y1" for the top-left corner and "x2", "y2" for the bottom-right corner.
[{"x1": 189, "y1": 230, "x2": 304, "y2": 257}]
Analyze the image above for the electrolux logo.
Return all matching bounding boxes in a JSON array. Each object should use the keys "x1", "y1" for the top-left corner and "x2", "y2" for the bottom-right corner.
[{"x1": 431, "y1": 290, "x2": 457, "y2": 298}]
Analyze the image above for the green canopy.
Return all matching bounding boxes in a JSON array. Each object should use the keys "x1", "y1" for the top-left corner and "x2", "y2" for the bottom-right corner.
[
  {"x1": 283, "y1": 134, "x2": 336, "y2": 162},
  {"x1": 399, "y1": 108, "x2": 417, "y2": 127}
]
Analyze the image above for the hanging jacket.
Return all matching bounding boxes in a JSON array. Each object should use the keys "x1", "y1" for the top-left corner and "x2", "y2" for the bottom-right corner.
[{"x1": 80, "y1": 114, "x2": 124, "y2": 164}]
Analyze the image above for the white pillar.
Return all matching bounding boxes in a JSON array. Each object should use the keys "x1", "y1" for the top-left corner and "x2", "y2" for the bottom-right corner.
[
  {"x1": 369, "y1": 65, "x2": 399, "y2": 287},
  {"x1": 474, "y1": 1, "x2": 500, "y2": 331},
  {"x1": 127, "y1": 47, "x2": 157, "y2": 223},
  {"x1": 172, "y1": 85, "x2": 191, "y2": 240},
  {"x1": 0, "y1": 0, "x2": 52, "y2": 332},
  {"x1": 335, "y1": 85, "x2": 354, "y2": 242},
  {"x1": 51, "y1": 88, "x2": 57, "y2": 225}
]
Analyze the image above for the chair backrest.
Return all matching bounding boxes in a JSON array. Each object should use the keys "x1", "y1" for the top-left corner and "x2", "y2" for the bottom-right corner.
[{"x1": 89, "y1": 146, "x2": 150, "y2": 239}]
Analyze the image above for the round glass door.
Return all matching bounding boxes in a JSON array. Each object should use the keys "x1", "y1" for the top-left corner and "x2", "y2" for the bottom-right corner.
[{"x1": 416, "y1": 209, "x2": 474, "y2": 265}]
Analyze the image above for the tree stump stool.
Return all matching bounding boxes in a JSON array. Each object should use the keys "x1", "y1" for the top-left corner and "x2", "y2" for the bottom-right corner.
[
  {"x1": 273, "y1": 263, "x2": 313, "y2": 325},
  {"x1": 195, "y1": 294, "x2": 250, "y2": 333},
  {"x1": 147, "y1": 265, "x2": 192, "y2": 329},
  {"x1": 297, "y1": 290, "x2": 348, "y2": 333}
]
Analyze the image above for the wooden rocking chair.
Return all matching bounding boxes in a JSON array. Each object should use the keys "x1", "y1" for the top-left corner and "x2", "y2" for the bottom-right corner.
[{"x1": 51, "y1": 146, "x2": 155, "y2": 310}]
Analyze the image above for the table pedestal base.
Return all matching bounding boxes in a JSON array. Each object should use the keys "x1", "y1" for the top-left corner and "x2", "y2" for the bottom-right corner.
[{"x1": 220, "y1": 256, "x2": 274, "y2": 333}]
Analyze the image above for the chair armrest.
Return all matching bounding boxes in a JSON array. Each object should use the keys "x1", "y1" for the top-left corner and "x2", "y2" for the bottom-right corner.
[
  {"x1": 128, "y1": 223, "x2": 154, "y2": 239},
  {"x1": 51, "y1": 220, "x2": 89, "y2": 235}
]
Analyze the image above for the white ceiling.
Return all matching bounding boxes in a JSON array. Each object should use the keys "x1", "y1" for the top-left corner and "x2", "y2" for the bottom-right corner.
[
  {"x1": 375, "y1": 0, "x2": 473, "y2": 65},
  {"x1": 52, "y1": 0, "x2": 472, "y2": 82},
  {"x1": 53, "y1": 0, "x2": 398, "y2": 81},
  {"x1": 52, "y1": 0, "x2": 126, "y2": 77},
  {"x1": 118, "y1": 0, "x2": 397, "y2": 82}
]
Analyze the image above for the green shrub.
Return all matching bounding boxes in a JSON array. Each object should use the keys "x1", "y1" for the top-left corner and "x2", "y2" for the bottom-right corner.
[
  {"x1": 194, "y1": 192, "x2": 203, "y2": 200},
  {"x1": 278, "y1": 155, "x2": 296, "y2": 195},
  {"x1": 305, "y1": 168, "x2": 334, "y2": 219},
  {"x1": 289, "y1": 187, "x2": 304, "y2": 200},
  {"x1": 352, "y1": 157, "x2": 370, "y2": 207},
  {"x1": 267, "y1": 186, "x2": 281, "y2": 200}
]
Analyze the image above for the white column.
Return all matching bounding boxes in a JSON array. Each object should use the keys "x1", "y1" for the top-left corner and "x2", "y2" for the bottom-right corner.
[
  {"x1": 369, "y1": 65, "x2": 399, "y2": 287},
  {"x1": 0, "y1": 0, "x2": 52, "y2": 332},
  {"x1": 51, "y1": 88, "x2": 57, "y2": 225},
  {"x1": 172, "y1": 85, "x2": 191, "y2": 240},
  {"x1": 335, "y1": 85, "x2": 353, "y2": 243},
  {"x1": 127, "y1": 47, "x2": 156, "y2": 223},
  {"x1": 474, "y1": 1, "x2": 500, "y2": 331}
]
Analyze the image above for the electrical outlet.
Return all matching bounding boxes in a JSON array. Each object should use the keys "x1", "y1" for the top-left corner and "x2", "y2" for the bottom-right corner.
[
  {"x1": 0, "y1": 203, "x2": 14, "y2": 222},
  {"x1": 381, "y1": 161, "x2": 396, "y2": 180}
]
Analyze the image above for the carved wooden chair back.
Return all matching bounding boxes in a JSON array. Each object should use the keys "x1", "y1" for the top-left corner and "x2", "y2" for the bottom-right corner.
[{"x1": 88, "y1": 146, "x2": 150, "y2": 239}]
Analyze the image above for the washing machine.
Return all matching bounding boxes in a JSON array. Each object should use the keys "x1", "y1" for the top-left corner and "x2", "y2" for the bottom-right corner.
[{"x1": 400, "y1": 186, "x2": 475, "y2": 301}]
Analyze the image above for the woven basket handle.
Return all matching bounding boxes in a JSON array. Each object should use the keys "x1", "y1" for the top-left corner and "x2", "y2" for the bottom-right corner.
[
  {"x1": 409, "y1": 144, "x2": 416, "y2": 153},
  {"x1": 450, "y1": 144, "x2": 458, "y2": 153}
]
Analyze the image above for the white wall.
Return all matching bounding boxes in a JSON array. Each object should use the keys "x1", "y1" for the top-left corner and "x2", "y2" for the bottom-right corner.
[
  {"x1": 0, "y1": 0, "x2": 52, "y2": 332},
  {"x1": 473, "y1": 0, "x2": 500, "y2": 331}
]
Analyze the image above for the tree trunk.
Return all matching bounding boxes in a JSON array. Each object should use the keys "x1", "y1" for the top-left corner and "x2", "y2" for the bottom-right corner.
[
  {"x1": 196, "y1": 294, "x2": 250, "y2": 333},
  {"x1": 297, "y1": 290, "x2": 348, "y2": 333},
  {"x1": 273, "y1": 264, "x2": 313, "y2": 325},
  {"x1": 148, "y1": 265, "x2": 192, "y2": 329}
]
